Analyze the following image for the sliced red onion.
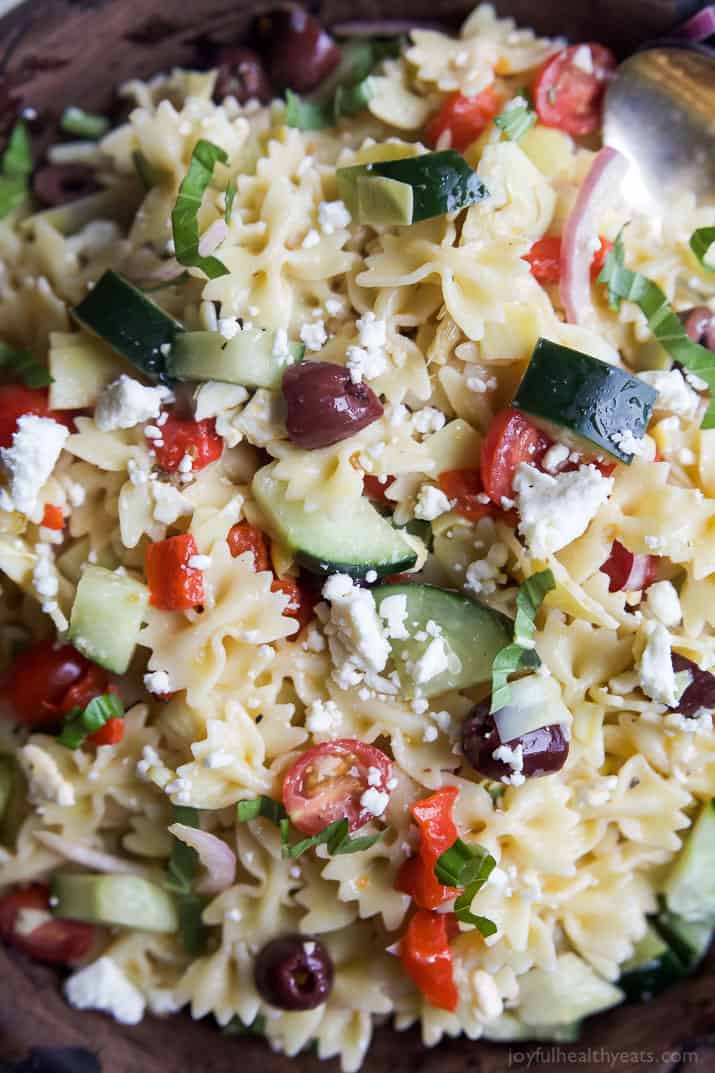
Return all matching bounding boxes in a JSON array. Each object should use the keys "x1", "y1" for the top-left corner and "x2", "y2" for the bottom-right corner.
[
  {"x1": 675, "y1": 6, "x2": 715, "y2": 43},
  {"x1": 329, "y1": 19, "x2": 444, "y2": 37},
  {"x1": 560, "y1": 147, "x2": 629, "y2": 325},
  {"x1": 671, "y1": 653, "x2": 715, "y2": 718},
  {"x1": 168, "y1": 823, "x2": 236, "y2": 894},
  {"x1": 198, "y1": 219, "x2": 229, "y2": 258},
  {"x1": 601, "y1": 540, "x2": 658, "y2": 593},
  {"x1": 34, "y1": 831, "x2": 154, "y2": 877}
]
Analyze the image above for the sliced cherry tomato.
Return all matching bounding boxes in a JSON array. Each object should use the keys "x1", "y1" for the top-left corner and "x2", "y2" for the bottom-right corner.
[
  {"x1": 395, "y1": 786, "x2": 459, "y2": 910},
  {"x1": 227, "y1": 521, "x2": 271, "y2": 572},
  {"x1": 151, "y1": 415, "x2": 223, "y2": 473},
  {"x1": 282, "y1": 739, "x2": 393, "y2": 835},
  {"x1": 41, "y1": 504, "x2": 65, "y2": 530},
  {"x1": 363, "y1": 473, "x2": 395, "y2": 506},
  {"x1": 271, "y1": 576, "x2": 317, "y2": 633},
  {"x1": 437, "y1": 469, "x2": 492, "y2": 522},
  {"x1": 0, "y1": 885, "x2": 94, "y2": 965},
  {"x1": 600, "y1": 540, "x2": 659, "y2": 593},
  {"x1": 480, "y1": 408, "x2": 550, "y2": 506},
  {"x1": 589, "y1": 236, "x2": 613, "y2": 281},
  {"x1": 401, "y1": 908, "x2": 458, "y2": 1012},
  {"x1": 87, "y1": 716, "x2": 124, "y2": 746},
  {"x1": 145, "y1": 533, "x2": 205, "y2": 611},
  {"x1": 533, "y1": 44, "x2": 616, "y2": 136},
  {"x1": 0, "y1": 385, "x2": 51, "y2": 449},
  {"x1": 59, "y1": 664, "x2": 112, "y2": 716},
  {"x1": 524, "y1": 235, "x2": 562, "y2": 285},
  {"x1": 2, "y1": 640, "x2": 88, "y2": 728},
  {"x1": 425, "y1": 87, "x2": 501, "y2": 152}
]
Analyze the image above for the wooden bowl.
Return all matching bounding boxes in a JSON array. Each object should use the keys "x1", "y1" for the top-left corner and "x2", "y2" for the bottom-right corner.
[{"x1": 0, "y1": 2, "x2": 714, "y2": 1071}]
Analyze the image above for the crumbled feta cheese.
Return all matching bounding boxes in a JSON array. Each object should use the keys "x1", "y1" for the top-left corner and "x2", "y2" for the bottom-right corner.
[
  {"x1": 95, "y1": 376, "x2": 169, "y2": 431},
  {"x1": 360, "y1": 786, "x2": 389, "y2": 816},
  {"x1": 346, "y1": 311, "x2": 388, "y2": 383},
  {"x1": 365, "y1": 569, "x2": 377, "y2": 583},
  {"x1": 542, "y1": 443, "x2": 570, "y2": 473},
  {"x1": 271, "y1": 328, "x2": 291, "y2": 363},
  {"x1": 322, "y1": 573, "x2": 390, "y2": 689},
  {"x1": 366, "y1": 766, "x2": 385, "y2": 787},
  {"x1": 412, "y1": 407, "x2": 446, "y2": 435},
  {"x1": 325, "y1": 296, "x2": 344, "y2": 317},
  {"x1": 33, "y1": 544, "x2": 58, "y2": 603},
  {"x1": 513, "y1": 462, "x2": 613, "y2": 557},
  {"x1": 411, "y1": 635, "x2": 450, "y2": 684},
  {"x1": 318, "y1": 200, "x2": 351, "y2": 234},
  {"x1": 136, "y1": 744, "x2": 162, "y2": 781},
  {"x1": 645, "y1": 534, "x2": 666, "y2": 552},
  {"x1": 664, "y1": 711, "x2": 712, "y2": 735},
  {"x1": 414, "y1": 484, "x2": 452, "y2": 522},
  {"x1": 465, "y1": 555, "x2": 506, "y2": 596},
  {"x1": 63, "y1": 479, "x2": 86, "y2": 507},
  {"x1": 610, "y1": 429, "x2": 648, "y2": 457},
  {"x1": 127, "y1": 458, "x2": 151, "y2": 485},
  {"x1": 305, "y1": 698, "x2": 342, "y2": 735},
  {"x1": 571, "y1": 44, "x2": 594, "y2": 73},
  {"x1": 144, "y1": 669, "x2": 172, "y2": 694},
  {"x1": 639, "y1": 369, "x2": 698, "y2": 420},
  {"x1": 152, "y1": 483, "x2": 192, "y2": 525},
  {"x1": 379, "y1": 593, "x2": 409, "y2": 640},
  {"x1": 299, "y1": 319, "x2": 327, "y2": 352},
  {"x1": 422, "y1": 724, "x2": 439, "y2": 743},
  {"x1": 303, "y1": 624, "x2": 326, "y2": 652},
  {"x1": 638, "y1": 621, "x2": 678, "y2": 705},
  {"x1": 15, "y1": 908, "x2": 54, "y2": 935},
  {"x1": 411, "y1": 697, "x2": 429, "y2": 714},
  {"x1": 646, "y1": 580, "x2": 682, "y2": 627},
  {"x1": 465, "y1": 371, "x2": 497, "y2": 394},
  {"x1": 302, "y1": 228, "x2": 321, "y2": 249},
  {"x1": 19, "y1": 744, "x2": 75, "y2": 807},
  {"x1": 0, "y1": 416, "x2": 68, "y2": 516},
  {"x1": 65, "y1": 957, "x2": 145, "y2": 1025},
  {"x1": 218, "y1": 316, "x2": 240, "y2": 340},
  {"x1": 178, "y1": 453, "x2": 194, "y2": 475},
  {"x1": 493, "y1": 742, "x2": 525, "y2": 786},
  {"x1": 225, "y1": 907, "x2": 243, "y2": 922},
  {"x1": 144, "y1": 425, "x2": 163, "y2": 441},
  {"x1": 187, "y1": 554, "x2": 212, "y2": 571}
]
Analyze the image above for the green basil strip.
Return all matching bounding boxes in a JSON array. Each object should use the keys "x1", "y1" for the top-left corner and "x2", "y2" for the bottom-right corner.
[
  {"x1": 599, "y1": 230, "x2": 715, "y2": 428},
  {"x1": 0, "y1": 122, "x2": 32, "y2": 219},
  {"x1": 237, "y1": 796, "x2": 385, "y2": 857},
  {"x1": 166, "y1": 806, "x2": 207, "y2": 954},
  {"x1": 60, "y1": 107, "x2": 110, "y2": 140},
  {"x1": 0, "y1": 341, "x2": 52, "y2": 388},
  {"x1": 176, "y1": 891, "x2": 208, "y2": 956},
  {"x1": 236, "y1": 795, "x2": 287, "y2": 825},
  {"x1": 494, "y1": 100, "x2": 536, "y2": 142},
  {"x1": 434, "y1": 837, "x2": 495, "y2": 889},
  {"x1": 223, "y1": 1014, "x2": 266, "y2": 1037},
  {"x1": 56, "y1": 717, "x2": 87, "y2": 750},
  {"x1": 57, "y1": 693, "x2": 124, "y2": 749},
  {"x1": 284, "y1": 91, "x2": 333, "y2": 131},
  {"x1": 224, "y1": 179, "x2": 236, "y2": 225},
  {"x1": 490, "y1": 569, "x2": 554, "y2": 712},
  {"x1": 333, "y1": 77, "x2": 375, "y2": 121},
  {"x1": 171, "y1": 139, "x2": 230, "y2": 279},
  {"x1": 453, "y1": 885, "x2": 498, "y2": 934},
  {"x1": 690, "y1": 226, "x2": 715, "y2": 272}
]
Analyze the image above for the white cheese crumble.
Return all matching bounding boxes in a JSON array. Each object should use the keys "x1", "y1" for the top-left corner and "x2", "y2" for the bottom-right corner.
[
  {"x1": 65, "y1": 957, "x2": 146, "y2": 1025},
  {"x1": 465, "y1": 543, "x2": 508, "y2": 596},
  {"x1": 513, "y1": 462, "x2": 613, "y2": 557},
  {"x1": 0, "y1": 416, "x2": 68, "y2": 516},
  {"x1": 187, "y1": 554, "x2": 212, "y2": 571},
  {"x1": 610, "y1": 428, "x2": 648, "y2": 457},
  {"x1": 492, "y1": 742, "x2": 525, "y2": 786},
  {"x1": 346, "y1": 311, "x2": 388, "y2": 383},
  {"x1": 412, "y1": 407, "x2": 446, "y2": 435},
  {"x1": 322, "y1": 573, "x2": 390, "y2": 689},
  {"x1": 299, "y1": 319, "x2": 327, "y2": 352},
  {"x1": 152, "y1": 483, "x2": 192, "y2": 525},
  {"x1": 639, "y1": 369, "x2": 699, "y2": 420},
  {"x1": 542, "y1": 442, "x2": 570, "y2": 473},
  {"x1": 411, "y1": 634, "x2": 450, "y2": 685},
  {"x1": 144, "y1": 669, "x2": 172, "y2": 694},
  {"x1": 360, "y1": 786, "x2": 389, "y2": 817},
  {"x1": 646, "y1": 580, "x2": 682, "y2": 627},
  {"x1": 302, "y1": 228, "x2": 321, "y2": 249},
  {"x1": 95, "y1": 375, "x2": 169, "y2": 431},
  {"x1": 305, "y1": 698, "x2": 342, "y2": 735},
  {"x1": 318, "y1": 200, "x2": 351, "y2": 234},
  {"x1": 414, "y1": 484, "x2": 452, "y2": 521},
  {"x1": 638, "y1": 621, "x2": 678, "y2": 706},
  {"x1": 19, "y1": 744, "x2": 75, "y2": 807},
  {"x1": 379, "y1": 593, "x2": 409, "y2": 640},
  {"x1": 15, "y1": 908, "x2": 54, "y2": 936},
  {"x1": 571, "y1": 44, "x2": 594, "y2": 73}
]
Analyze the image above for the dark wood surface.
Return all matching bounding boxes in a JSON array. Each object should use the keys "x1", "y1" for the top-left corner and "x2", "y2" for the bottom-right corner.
[{"x1": 0, "y1": 0, "x2": 713, "y2": 1071}]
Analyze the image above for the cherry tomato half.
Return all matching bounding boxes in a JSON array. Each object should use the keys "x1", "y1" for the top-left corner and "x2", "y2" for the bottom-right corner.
[
  {"x1": 533, "y1": 44, "x2": 616, "y2": 137},
  {"x1": 152, "y1": 415, "x2": 223, "y2": 473},
  {"x1": 437, "y1": 469, "x2": 492, "y2": 522},
  {"x1": 2, "y1": 640, "x2": 89, "y2": 728},
  {"x1": 0, "y1": 385, "x2": 51, "y2": 449},
  {"x1": 282, "y1": 739, "x2": 393, "y2": 835},
  {"x1": 425, "y1": 87, "x2": 501, "y2": 152},
  {"x1": 0, "y1": 885, "x2": 94, "y2": 965},
  {"x1": 480, "y1": 408, "x2": 550, "y2": 506}
]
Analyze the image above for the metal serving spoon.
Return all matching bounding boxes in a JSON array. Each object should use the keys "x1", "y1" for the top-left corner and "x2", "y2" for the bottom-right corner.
[{"x1": 603, "y1": 45, "x2": 715, "y2": 208}]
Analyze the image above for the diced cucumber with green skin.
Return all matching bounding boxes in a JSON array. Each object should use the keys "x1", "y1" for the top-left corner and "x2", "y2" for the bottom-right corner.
[
  {"x1": 512, "y1": 338, "x2": 658, "y2": 464},
  {"x1": 619, "y1": 923, "x2": 685, "y2": 1002},
  {"x1": 168, "y1": 328, "x2": 304, "y2": 390},
  {"x1": 371, "y1": 582, "x2": 511, "y2": 698},
  {"x1": 51, "y1": 873, "x2": 178, "y2": 933},
  {"x1": 252, "y1": 463, "x2": 417, "y2": 579},
  {"x1": 655, "y1": 907, "x2": 714, "y2": 972},
  {"x1": 68, "y1": 565, "x2": 149, "y2": 674},
  {"x1": 517, "y1": 953, "x2": 624, "y2": 1026},
  {"x1": 72, "y1": 270, "x2": 183, "y2": 382},
  {"x1": 663, "y1": 799, "x2": 715, "y2": 921},
  {"x1": 336, "y1": 150, "x2": 488, "y2": 226}
]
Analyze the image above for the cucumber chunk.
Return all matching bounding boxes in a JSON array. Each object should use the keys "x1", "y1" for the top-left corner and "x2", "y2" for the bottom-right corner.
[
  {"x1": 51, "y1": 873, "x2": 178, "y2": 933},
  {"x1": 517, "y1": 953, "x2": 624, "y2": 1026},
  {"x1": 512, "y1": 337, "x2": 657, "y2": 464},
  {"x1": 169, "y1": 328, "x2": 304, "y2": 389},
  {"x1": 663, "y1": 798, "x2": 715, "y2": 921},
  {"x1": 252, "y1": 463, "x2": 417, "y2": 579},
  {"x1": 372, "y1": 582, "x2": 511, "y2": 698},
  {"x1": 72, "y1": 270, "x2": 182, "y2": 382},
  {"x1": 337, "y1": 150, "x2": 488, "y2": 226},
  {"x1": 68, "y1": 565, "x2": 149, "y2": 674},
  {"x1": 655, "y1": 907, "x2": 714, "y2": 972},
  {"x1": 48, "y1": 331, "x2": 123, "y2": 410},
  {"x1": 619, "y1": 923, "x2": 685, "y2": 1002}
]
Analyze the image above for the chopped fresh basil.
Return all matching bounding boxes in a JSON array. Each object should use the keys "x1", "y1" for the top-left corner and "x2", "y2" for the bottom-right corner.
[
  {"x1": 224, "y1": 179, "x2": 236, "y2": 225},
  {"x1": 223, "y1": 1014, "x2": 267, "y2": 1037},
  {"x1": 453, "y1": 889, "x2": 498, "y2": 934},
  {"x1": 0, "y1": 340, "x2": 52, "y2": 388},
  {"x1": 434, "y1": 836, "x2": 497, "y2": 933},
  {"x1": 600, "y1": 230, "x2": 715, "y2": 427},
  {"x1": 237, "y1": 795, "x2": 287, "y2": 825},
  {"x1": 0, "y1": 122, "x2": 32, "y2": 219},
  {"x1": 284, "y1": 90, "x2": 333, "y2": 131},
  {"x1": 60, "y1": 107, "x2": 110, "y2": 140},
  {"x1": 167, "y1": 805, "x2": 207, "y2": 955},
  {"x1": 494, "y1": 98, "x2": 536, "y2": 141},
  {"x1": 690, "y1": 226, "x2": 715, "y2": 272},
  {"x1": 171, "y1": 139, "x2": 230, "y2": 279},
  {"x1": 237, "y1": 796, "x2": 386, "y2": 857},
  {"x1": 490, "y1": 569, "x2": 555, "y2": 711},
  {"x1": 57, "y1": 692, "x2": 124, "y2": 749}
]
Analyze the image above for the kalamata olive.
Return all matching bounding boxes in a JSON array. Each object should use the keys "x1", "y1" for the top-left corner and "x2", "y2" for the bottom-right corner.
[
  {"x1": 32, "y1": 164, "x2": 100, "y2": 207},
  {"x1": 254, "y1": 934, "x2": 334, "y2": 1010},
  {"x1": 681, "y1": 306, "x2": 715, "y2": 352},
  {"x1": 461, "y1": 699, "x2": 569, "y2": 782},
  {"x1": 258, "y1": 8, "x2": 341, "y2": 94},
  {"x1": 671, "y1": 653, "x2": 715, "y2": 718},
  {"x1": 213, "y1": 46, "x2": 272, "y2": 104},
  {"x1": 282, "y1": 361, "x2": 383, "y2": 449}
]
